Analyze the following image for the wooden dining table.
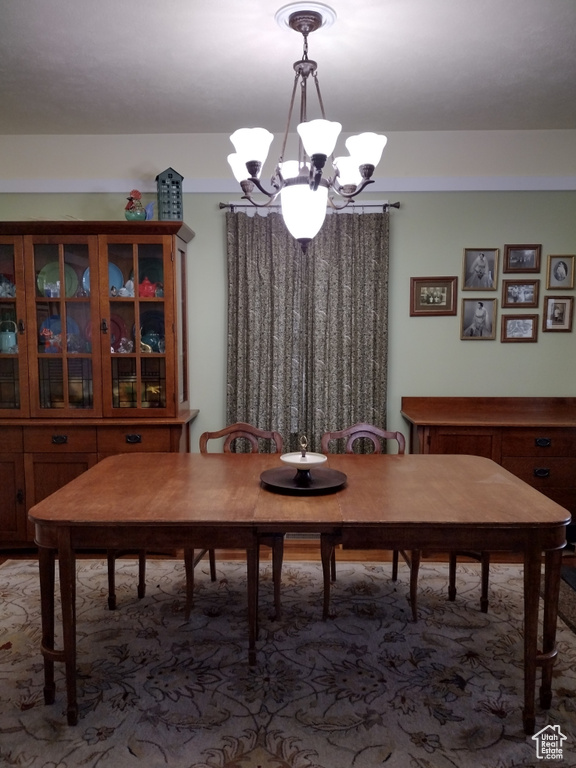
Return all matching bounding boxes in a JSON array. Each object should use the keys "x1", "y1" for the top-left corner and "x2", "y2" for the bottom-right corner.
[{"x1": 29, "y1": 451, "x2": 569, "y2": 733}]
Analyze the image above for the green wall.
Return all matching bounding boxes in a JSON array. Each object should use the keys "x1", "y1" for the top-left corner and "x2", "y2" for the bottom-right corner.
[{"x1": 1, "y1": 190, "x2": 575, "y2": 449}]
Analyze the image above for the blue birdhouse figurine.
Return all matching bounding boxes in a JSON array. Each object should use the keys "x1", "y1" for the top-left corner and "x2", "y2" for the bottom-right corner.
[{"x1": 156, "y1": 167, "x2": 184, "y2": 221}]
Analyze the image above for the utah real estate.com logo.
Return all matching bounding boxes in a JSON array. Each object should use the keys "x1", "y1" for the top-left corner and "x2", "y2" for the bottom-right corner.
[{"x1": 532, "y1": 724, "x2": 567, "y2": 760}]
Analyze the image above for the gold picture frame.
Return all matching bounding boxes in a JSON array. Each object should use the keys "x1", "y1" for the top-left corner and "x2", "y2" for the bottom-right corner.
[
  {"x1": 409, "y1": 276, "x2": 458, "y2": 316},
  {"x1": 501, "y1": 314, "x2": 538, "y2": 342},
  {"x1": 460, "y1": 298, "x2": 497, "y2": 339},
  {"x1": 546, "y1": 255, "x2": 575, "y2": 289},
  {"x1": 501, "y1": 279, "x2": 539, "y2": 308},
  {"x1": 503, "y1": 244, "x2": 541, "y2": 273},
  {"x1": 543, "y1": 296, "x2": 574, "y2": 332},
  {"x1": 462, "y1": 248, "x2": 498, "y2": 290}
]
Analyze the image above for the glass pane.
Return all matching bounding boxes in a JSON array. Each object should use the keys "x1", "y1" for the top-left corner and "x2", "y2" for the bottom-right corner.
[
  {"x1": 37, "y1": 301, "x2": 62, "y2": 353},
  {"x1": 176, "y1": 244, "x2": 188, "y2": 404},
  {"x1": 68, "y1": 358, "x2": 93, "y2": 408},
  {"x1": 0, "y1": 245, "x2": 21, "y2": 409},
  {"x1": 0, "y1": 243, "x2": 17, "y2": 298},
  {"x1": 34, "y1": 243, "x2": 60, "y2": 298},
  {"x1": 63, "y1": 243, "x2": 88, "y2": 297},
  {"x1": 38, "y1": 358, "x2": 64, "y2": 408},
  {"x1": 141, "y1": 358, "x2": 166, "y2": 408},
  {"x1": 66, "y1": 300, "x2": 91, "y2": 354},
  {"x1": 112, "y1": 357, "x2": 137, "y2": 408},
  {"x1": 137, "y1": 244, "x2": 164, "y2": 298},
  {"x1": 0, "y1": 303, "x2": 19, "y2": 354},
  {"x1": 108, "y1": 300, "x2": 136, "y2": 354},
  {"x1": 138, "y1": 301, "x2": 165, "y2": 353},
  {"x1": 107, "y1": 243, "x2": 134, "y2": 297},
  {"x1": 0, "y1": 358, "x2": 20, "y2": 409}
]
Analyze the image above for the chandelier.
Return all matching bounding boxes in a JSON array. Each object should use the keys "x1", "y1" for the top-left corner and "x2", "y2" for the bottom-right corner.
[{"x1": 227, "y1": 2, "x2": 387, "y2": 252}]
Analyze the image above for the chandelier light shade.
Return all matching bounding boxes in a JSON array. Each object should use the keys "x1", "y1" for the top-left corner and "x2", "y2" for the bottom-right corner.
[
  {"x1": 227, "y1": 2, "x2": 387, "y2": 252},
  {"x1": 281, "y1": 179, "x2": 329, "y2": 241},
  {"x1": 229, "y1": 128, "x2": 275, "y2": 178},
  {"x1": 296, "y1": 119, "x2": 342, "y2": 160},
  {"x1": 346, "y1": 132, "x2": 388, "y2": 169}
]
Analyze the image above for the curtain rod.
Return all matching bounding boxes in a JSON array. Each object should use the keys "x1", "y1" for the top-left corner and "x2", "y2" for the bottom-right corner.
[{"x1": 219, "y1": 201, "x2": 400, "y2": 212}]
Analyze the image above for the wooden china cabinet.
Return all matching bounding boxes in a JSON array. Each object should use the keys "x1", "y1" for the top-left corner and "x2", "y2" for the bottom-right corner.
[{"x1": 0, "y1": 221, "x2": 198, "y2": 546}]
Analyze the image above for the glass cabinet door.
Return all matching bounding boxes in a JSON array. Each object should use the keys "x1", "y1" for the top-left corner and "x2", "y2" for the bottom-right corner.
[
  {"x1": 99, "y1": 236, "x2": 176, "y2": 416},
  {"x1": 0, "y1": 237, "x2": 28, "y2": 416},
  {"x1": 25, "y1": 236, "x2": 101, "y2": 417}
]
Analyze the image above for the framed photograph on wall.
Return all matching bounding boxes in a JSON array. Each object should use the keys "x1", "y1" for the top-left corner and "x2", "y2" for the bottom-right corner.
[
  {"x1": 546, "y1": 255, "x2": 575, "y2": 289},
  {"x1": 409, "y1": 276, "x2": 458, "y2": 316},
  {"x1": 460, "y1": 298, "x2": 497, "y2": 339},
  {"x1": 462, "y1": 248, "x2": 498, "y2": 290},
  {"x1": 501, "y1": 314, "x2": 538, "y2": 342},
  {"x1": 501, "y1": 279, "x2": 539, "y2": 308},
  {"x1": 543, "y1": 296, "x2": 574, "y2": 332},
  {"x1": 503, "y1": 244, "x2": 541, "y2": 273}
]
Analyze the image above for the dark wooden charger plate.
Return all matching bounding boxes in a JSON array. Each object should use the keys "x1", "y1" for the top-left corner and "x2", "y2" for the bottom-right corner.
[{"x1": 260, "y1": 466, "x2": 347, "y2": 496}]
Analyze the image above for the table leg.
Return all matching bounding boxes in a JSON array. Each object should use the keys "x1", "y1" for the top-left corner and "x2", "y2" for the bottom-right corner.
[
  {"x1": 106, "y1": 550, "x2": 118, "y2": 610},
  {"x1": 523, "y1": 544, "x2": 543, "y2": 735},
  {"x1": 321, "y1": 534, "x2": 336, "y2": 620},
  {"x1": 184, "y1": 549, "x2": 194, "y2": 621},
  {"x1": 247, "y1": 545, "x2": 258, "y2": 666},
  {"x1": 38, "y1": 546, "x2": 56, "y2": 705},
  {"x1": 57, "y1": 531, "x2": 78, "y2": 726},
  {"x1": 539, "y1": 547, "x2": 562, "y2": 709}
]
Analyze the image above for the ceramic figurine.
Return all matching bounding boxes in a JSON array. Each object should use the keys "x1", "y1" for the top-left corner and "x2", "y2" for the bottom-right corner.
[{"x1": 125, "y1": 189, "x2": 146, "y2": 221}]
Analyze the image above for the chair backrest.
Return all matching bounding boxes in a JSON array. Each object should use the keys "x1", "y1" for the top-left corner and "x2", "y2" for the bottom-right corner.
[
  {"x1": 199, "y1": 422, "x2": 283, "y2": 454},
  {"x1": 320, "y1": 422, "x2": 406, "y2": 455}
]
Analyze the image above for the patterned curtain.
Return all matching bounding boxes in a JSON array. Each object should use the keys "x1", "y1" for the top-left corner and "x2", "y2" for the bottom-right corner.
[{"x1": 226, "y1": 210, "x2": 389, "y2": 452}]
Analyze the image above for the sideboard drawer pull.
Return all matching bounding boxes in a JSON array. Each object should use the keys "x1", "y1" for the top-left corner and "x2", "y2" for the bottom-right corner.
[
  {"x1": 534, "y1": 467, "x2": 551, "y2": 478},
  {"x1": 535, "y1": 437, "x2": 551, "y2": 448},
  {"x1": 125, "y1": 433, "x2": 142, "y2": 444},
  {"x1": 52, "y1": 434, "x2": 68, "y2": 445}
]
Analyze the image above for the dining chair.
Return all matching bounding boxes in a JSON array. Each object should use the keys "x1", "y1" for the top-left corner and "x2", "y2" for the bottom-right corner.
[
  {"x1": 199, "y1": 422, "x2": 285, "y2": 619},
  {"x1": 106, "y1": 541, "x2": 216, "y2": 612},
  {"x1": 320, "y1": 423, "x2": 421, "y2": 621},
  {"x1": 448, "y1": 551, "x2": 490, "y2": 612},
  {"x1": 320, "y1": 423, "x2": 490, "y2": 619}
]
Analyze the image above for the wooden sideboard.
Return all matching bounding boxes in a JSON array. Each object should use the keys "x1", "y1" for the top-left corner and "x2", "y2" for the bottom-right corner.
[
  {"x1": 0, "y1": 414, "x2": 197, "y2": 545},
  {"x1": 400, "y1": 397, "x2": 576, "y2": 521}
]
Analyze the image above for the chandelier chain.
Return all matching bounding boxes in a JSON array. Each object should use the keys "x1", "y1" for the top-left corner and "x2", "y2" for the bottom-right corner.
[
  {"x1": 312, "y1": 72, "x2": 326, "y2": 120},
  {"x1": 279, "y1": 71, "x2": 303, "y2": 166}
]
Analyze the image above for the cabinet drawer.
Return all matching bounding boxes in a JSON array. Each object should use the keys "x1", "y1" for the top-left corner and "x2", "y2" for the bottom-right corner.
[
  {"x1": 97, "y1": 426, "x2": 172, "y2": 453},
  {"x1": 24, "y1": 427, "x2": 97, "y2": 452},
  {"x1": 502, "y1": 428, "x2": 576, "y2": 457},
  {"x1": 502, "y1": 457, "x2": 576, "y2": 488},
  {"x1": 0, "y1": 426, "x2": 23, "y2": 452}
]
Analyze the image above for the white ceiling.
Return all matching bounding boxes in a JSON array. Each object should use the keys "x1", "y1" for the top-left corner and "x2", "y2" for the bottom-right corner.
[{"x1": 1, "y1": 0, "x2": 575, "y2": 136}]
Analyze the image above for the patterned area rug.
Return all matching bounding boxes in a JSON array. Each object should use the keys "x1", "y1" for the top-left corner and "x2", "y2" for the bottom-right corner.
[{"x1": 2, "y1": 558, "x2": 576, "y2": 767}]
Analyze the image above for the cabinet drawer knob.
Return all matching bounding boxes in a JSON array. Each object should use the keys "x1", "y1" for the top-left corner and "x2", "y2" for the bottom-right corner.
[
  {"x1": 535, "y1": 437, "x2": 551, "y2": 448},
  {"x1": 52, "y1": 434, "x2": 68, "y2": 445},
  {"x1": 534, "y1": 467, "x2": 550, "y2": 478},
  {"x1": 125, "y1": 433, "x2": 142, "y2": 444},
  {"x1": 16, "y1": 489, "x2": 24, "y2": 504}
]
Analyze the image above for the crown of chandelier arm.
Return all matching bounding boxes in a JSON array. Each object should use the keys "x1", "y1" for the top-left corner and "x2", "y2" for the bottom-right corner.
[{"x1": 228, "y1": 4, "x2": 387, "y2": 247}]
